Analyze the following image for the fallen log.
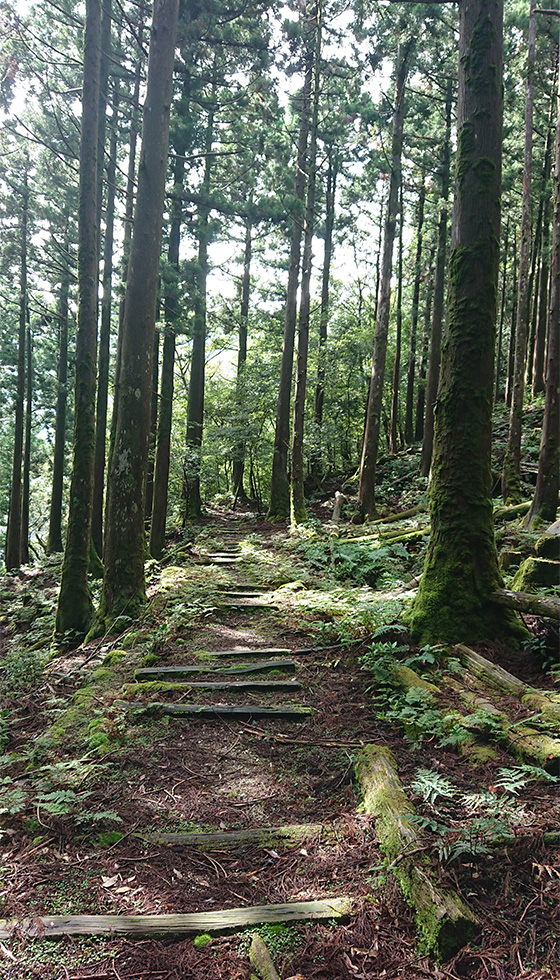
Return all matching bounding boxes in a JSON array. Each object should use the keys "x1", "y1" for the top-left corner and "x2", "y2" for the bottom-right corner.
[
  {"x1": 119, "y1": 701, "x2": 314, "y2": 722},
  {"x1": 453, "y1": 644, "x2": 527, "y2": 697},
  {"x1": 136, "y1": 823, "x2": 327, "y2": 848},
  {"x1": 491, "y1": 589, "x2": 560, "y2": 621},
  {"x1": 354, "y1": 744, "x2": 480, "y2": 959},
  {"x1": 250, "y1": 933, "x2": 281, "y2": 980},
  {"x1": 0, "y1": 899, "x2": 354, "y2": 939}
]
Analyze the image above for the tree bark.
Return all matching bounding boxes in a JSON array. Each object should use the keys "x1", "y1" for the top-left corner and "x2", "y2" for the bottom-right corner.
[
  {"x1": 48, "y1": 261, "x2": 70, "y2": 554},
  {"x1": 357, "y1": 38, "x2": 414, "y2": 519},
  {"x1": 410, "y1": 0, "x2": 526, "y2": 646},
  {"x1": 232, "y1": 217, "x2": 252, "y2": 500},
  {"x1": 502, "y1": 0, "x2": 536, "y2": 502},
  {"x1": 20, "y1": 319, "x2": 32, "y2": 564},
  {"x1": 414, "y1": 242, "x2": 435, "y2": 441},
  {"x1": 313, "y1": 145, "x2": 338, "y2": 469},
  {"x1": 99, "y1": 0, "x2": 179, "y2": 626},
  {"x1": 55, "y1": 0, "x2": 101, "y2": 635},
  {"x1": 404, "y1": 172, "x2": 426, "y2": 444},
  {"x1": 389, "y1": 185, "x2": 404, "y2": 454},
  {"x1": 494, "y1": 215, "x2": 509, "y2": 403}
]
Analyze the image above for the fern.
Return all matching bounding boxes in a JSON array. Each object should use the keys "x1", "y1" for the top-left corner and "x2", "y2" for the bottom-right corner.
[
  {"x1": 410, "y1": 768, "x2": 457, "y2": 805},
  {"x1": 494, "y1": 764, "x2": 558, "y2": 795}
]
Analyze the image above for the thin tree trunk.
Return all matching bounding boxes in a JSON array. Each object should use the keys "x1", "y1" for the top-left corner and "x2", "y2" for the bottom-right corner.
[
  {"x1": 502, "y1": 0, "x2": 537, "y2": 502},
  {"x1": 494, "y1": 215, "x2": 509, "y2": 403},
  {"x1": 505, "y1": 233, "x2": 518, "y2": 407},
  {"x1": 48, "y1": 263, "x2": 70, "y2": 554},
  {"x1": 20, "y1": 320, "x2": 32, "y2": 564},
  {"x1": 525, "y1": 70, "x2": 560, "y2": 527},
  {"x1": 313, "y1": 145, "x2": 338, "y2": 470},
  {"x1": 404, "y1": 171, "x2": 426, "y2": 444},
  {"x1": 5, "y1": 170, "x2": 28, "y2": 571},
  {"x1": 145, "y1": 328, "x2": 159, "y2": 523},
  {"x1": 267, "y1": 8, "x2": 314, "y2": 520},
  {"x1": 389, "y1": 186, "x2": 404, "y2": 454},
  {"x1": 232, "y1": 216, "x2": 252, "y2": 500},
  {"x1": 291, "y1": 1, "x2": 321, "y2": 525},
  {"x1": 357, "y1": 39, "x2": 414, "y2": 520},
  {"x1": 414, "y1": 242, "x2": 436, "y2": 442},
  {"x1": 533, "y1": 199, "x2": 551, "y2": 396},
  {"x1": 420, "y1": 79, "x2": 452, "y2": 478},
  {"x1": 410, "y1": 0, "x2": 524, "y2": 646},
  {"x1": 55, "y1": 0, "x2": 101, "y2": 637},
  {"x1": 99, "y1": 0, "x2": 179, "y2": 626}
]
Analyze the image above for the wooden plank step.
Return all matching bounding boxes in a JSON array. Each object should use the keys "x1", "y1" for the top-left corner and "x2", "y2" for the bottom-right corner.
[
  {"x1": 120, "y1": 702, "x2": 314, "y2": 721},
  {"x1": 207, "y1": 557, "x2": 241, "y2": 564},
  {"x1": 0, "y1": 899, "x2": 353, "y2": 939},
  {"x1": 199, "y1": 647, "x2": 289, "y2": 658},
  {"x1": 135, "y1": 660, "x2": 296, "y2": 680},
  {"x1": 219, "y1": 591, "x2": 267, "y2": 598},
  {"x1": 129, "y1": 680, "x2": 303, "y2": 693},
  {"x1": 222, "y1": 601, "x2": 275, "y2": 611},
  {"x1": 136, "y1": 822, "x2": 325, "y2": 847}
]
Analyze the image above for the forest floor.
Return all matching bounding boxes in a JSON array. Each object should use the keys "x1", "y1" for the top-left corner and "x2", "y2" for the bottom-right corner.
[{"x1": 0, "y1": 474, "x2": 559, "y2": 980}]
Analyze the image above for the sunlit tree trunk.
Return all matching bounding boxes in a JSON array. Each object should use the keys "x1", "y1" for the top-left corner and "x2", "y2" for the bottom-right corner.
[
  {"x1": 405, "y1": 171, "x2": 425, "y2": 445},
  {"x1": 20, "y1": 320, "x2": 32, "y2": 564},
  {"x1": 48, "y1": 262, "x2": 70, "y2": 554},
  {"x1": 313, "y1": 145, "x2": 338, "y2": 471}
]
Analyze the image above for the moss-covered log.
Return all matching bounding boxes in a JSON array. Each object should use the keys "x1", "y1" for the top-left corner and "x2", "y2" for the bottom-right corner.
[
  {"x1": 138, "y1": 823, "x2": 328, "y2": 848},
  {"x1": 249, "y1": 934, "x2": 281, "y2": 980},
  {"x1": 492, "y1": 588, "x2": 560, "y2": 620},
  {"x1": 453, "y1": 644, "x2": 527, "y2": 696},
  {"x1": 354, "y1": 744, "x2": 480, "y2": 958}
]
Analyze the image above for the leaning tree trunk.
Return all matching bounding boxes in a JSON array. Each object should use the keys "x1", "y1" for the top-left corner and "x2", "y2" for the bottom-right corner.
[
  {"x1": 357, "y1": 38, "x2": 414, "y2": 520},
  {"x1": 525, "y1": 71, "x2": 560, "y2": 528},
  {"x1": 502, "y1": 0, "x2": 536, "y2": 502},
  {"x1": 55, "y1": 0, "x2": 101, "y2": 636},
  {"x1": 48, "y1": 263, "x2": 70, "y2": 554},
  {"x1": 404, "y1": 171, "x2": 425, "y2": 445},
  {"x1": 410, "y1": 0, "x2": 526, "y2": 646},
  {"x1": 99, "y1": 0, "x2": 179, "y2": 627},
  {"x1": 267, "y1": 7, "x2": 314, "y2": 520},
  {"x1": 20, "y1": 320, "x2": 32, "y2": 564},
  {"x1": 291, "y1": 0, "x2": 321, "y2": 525},
  {"x1": 5, "y1": 170, "x2": 28, "y2": 571},
  {"x1": 420, "y1": 79, "x2": 452, "y2": 478}
]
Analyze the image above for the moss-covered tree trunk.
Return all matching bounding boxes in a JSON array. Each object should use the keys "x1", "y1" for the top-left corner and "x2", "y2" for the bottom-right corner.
[
  {"x1": 357, "y1": 38, "x2": 413, "y2": 520},
  {"x1": 525, "y1": 74, "x2": 560, "y2": 527},
  {"x1": 502, "y1": 0, "x2": 536, "y2": 503},
  {"x1": 55, "y1": 0, "x2": 101, "y2": 635},
  {"x1": 48, "y1": 262, "x2": 69, "y2": 554},
  {"x1": 267, "y1": 8, "x2": 313, "y2": 520},
  {"x1": 420, "y1": 79, "x2": 452, "y2": 478},
  {"x1": 410, "y1": 0, "x2": 525, "y2": 646},
  {"x1": 98, "y1": 0, "x2": 179, "y2": 626}
]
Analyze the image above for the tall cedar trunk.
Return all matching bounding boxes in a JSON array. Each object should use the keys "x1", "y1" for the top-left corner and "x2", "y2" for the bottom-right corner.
[
  {"x1": 20, "y1": 320, "x2": 32, "y2": 563},
  {"x1": 149, "y1": 71, "x2": 191, "y2": 558},
  {"x1": 145, "y1": 328, "x2": 159, "y2": 522},
  {"x1": 404, "y1": 172, "x2": 426, "y2": 444},
  {"x1": 267, "y1": 9, "x2": 314, "y2": 520},
  {"x1": 420, "y1": 80, "x2": 452, "y2": 478},
  {"x1": 505, "y1": 233, "x2": 518, "y2": 407},
  {"x1": 313, "y1": 145, "x2": 337, "y2": 468},
  {"x1": 232, "y1": 217, "x2": 252, "y2": 500},
  {"x1": 291, "y1": 1, "x2": 321, "y2": 525},
  {"x1": 525, "y1": 73, "x2": 560, "y2": 527},
  {"x1": 48, "y1": 264, "x2": 70, "y2": 553},
  {"x1": 55, "y1": 0, "x2": 101, "y2": 635},
  {"x1": 92, "y1": 83, "x2": 119, "y2": 557},
  {"x1": 410, "y1": 0, "x2": 525, "y2": 646},
  {"x1": 389, "y1": 190, "x2": 404, "y2": 454},
  {"x1": 99, "y1": 0, "x2": 178, "y2": 626},
  {"x1": 184, "y1": 93, "x2": 214, "y2": 521},
  {"x1": 532, "y1": 196, "x2": 550, "y2": 395},
  {"x1": 414, "y1": 243, "x2": 436, "y2": 441},
  {"x1": 494, "y1": 215, "x2": 509, "y2": 403},
  {"x1": 525, "y1": 172, "x2": 547, "y2": 391},
  {"x1": 5, "y1": 171, "x2": 28, "y2": 571},
  {"x1": 357, "y1": 39, "x2": 413, "y2": 520},
  {"x1": 502, "y1": 0, "x2": 536, "y2": 502}
]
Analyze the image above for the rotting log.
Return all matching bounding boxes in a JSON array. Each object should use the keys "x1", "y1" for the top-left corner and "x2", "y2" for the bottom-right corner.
[
  {"x1": 0, "y1": 899, "x2": 354, "y2": 940},
  {"x1": 249, "y1": 933, "x2": 281, "y2": 980},
  {"x1": 136, "y1": 823, "x2": 328, "y2": 848},
  {"x1": 354, "y1": 744, "x2": 480, "y2": 958},
  {"x1": 119, "y1": 701, "x2": 314, "y2": 722},
  {"x1": 492, "y1": 589, "x2": 560, "y2": 621},
  {"x1": 378, "y1": 528, "x2": 430, "y2": 544},
  {"x1": 453, "y1": 644, "x2": 527, "y2": 696},
  {"x1": 493, "y1": 501, "x2": 532, "y2": 520},
  {"x1": 134, "y1": 660, "x2": 297, "y2": 681},
  {"x1": 371, "y1": 502, "x2": 428, "y2": 524}
]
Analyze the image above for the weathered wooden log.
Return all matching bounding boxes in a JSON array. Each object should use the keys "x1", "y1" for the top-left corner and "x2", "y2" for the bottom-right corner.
[
  {"x1": 137, "y1": 823, "x2": 327, "y2": 848},
  {"x1": 120, "y1": 701, "x2": 314, "y2": 722},
  {"x1": 371, "y1": 502, "x2": 428, "y2": 525},
  {"x1": 124, "y1": 680, "x2": 303, "y2": 696},
  {"x1": 249, "y1": 933, "x2": 281, "y2": 980},
  {"x1": 354, "y1": 744, "x2": 480, "y2": 958},
  {"x1": 491, "y1": 589, "x2": 560, "y2": 621},
  {"x1": 196, "y1": 648, "x2": 290, "y2": 659},
  {"x1": 493, "y1": 501, "x2": 532, "y2": 520},
  {"x1": 0, "y1": 899, "x2": 354, "y2": 939},
  {"x1": 453, "y1": 644, "x2": 527, "y2": 696},
  {"x1": 135, "y1": 660, "x2": 296, "y2": 681}
]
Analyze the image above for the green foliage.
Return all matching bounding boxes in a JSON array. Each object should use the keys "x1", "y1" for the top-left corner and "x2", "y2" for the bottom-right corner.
[{"x1": 293, "y1": 531, "x2": 411, "y2": 588}]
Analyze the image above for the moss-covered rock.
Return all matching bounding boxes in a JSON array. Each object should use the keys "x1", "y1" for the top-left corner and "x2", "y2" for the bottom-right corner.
[
  {"x1": 512, "y1": 557, "x2": 560, "y2": 591},
  {"x1": 535, "y1": 534, "x2": 560, "y2": 561}
]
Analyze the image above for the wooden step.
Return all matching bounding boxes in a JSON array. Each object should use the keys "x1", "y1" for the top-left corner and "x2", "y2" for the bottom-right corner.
[
  {"x1": 136, "y1": 822, "x2": 325, "y2": 847},
  {"x1": 219, "y1": 591, "x2": 267, "y2": 598},
  {"x1": 198, "y1": 647, "x2": 290, "y2": 659},
  {"x1": 0, "y1": 898, "x2": 354, "y2": 939},
  {"x1": 128, "y1": 680, "x2": 303, "y2": 693},
  {"x1": 120, "y1": 701, "x2": 314, "y2": 721},
  {"x1": 135, "y1": 660, "x2": 296, "y2": 680}
]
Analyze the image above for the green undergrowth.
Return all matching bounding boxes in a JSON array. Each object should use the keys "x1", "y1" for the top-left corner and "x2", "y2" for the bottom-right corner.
[{"x1": 0, "y1": 937, "x2": 122, "y2": 979}]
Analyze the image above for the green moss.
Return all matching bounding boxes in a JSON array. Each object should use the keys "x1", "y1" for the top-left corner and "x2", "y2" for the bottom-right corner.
[
  {"x1": 512, "y1": 557, "x2": 560, "y2": 591},
  {"x1": 193, "y1": 933, "x2": 213, "y2": 948},
  {"x1": 102, "y1": 649, "x2": 128, "y2": 667}
]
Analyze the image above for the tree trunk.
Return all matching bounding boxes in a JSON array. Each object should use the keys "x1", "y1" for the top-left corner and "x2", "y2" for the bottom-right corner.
[
  {"x1": 494, "y1": 215, "x2": 509, "y2": 403},
  {"x1": 5, "y1": 170, "x2": 28, "y2": 571},
  {"x1": 232, "y1": 217, "x2": 252, "y2": 500},
  {"x1": 404, "y1": 172, "x2": 425, "y2": 445},
  {"x1": 389, "y1": 186, "x2": 404, "y2": 455},
  {"x1": 414, "y1": 242, "x2": 435, "y2": 442},
  {"x1": 532, "y1": 111, "x2": 554, "y2": 396},
  {"x1": 99, "y1": 0, "x2": 179, "y2": 627},
  {"x1": 420, "y1": 79, "x2": 452, "y2": 478},
  {"x1": 291, "y1": 1, "x2": 321, "y2": 525},
  {"x1": 525, "y1": 74, "x2": 560, "y2": 527},
  {"x1": 20, "y1": 320, "x2": 32, "y2": 564},
  {"x1": 502, "y1": 0, "x2": 536, "y2": 502},
  {"x1": 505, "y1": 231, "x2": 518, "y2": 407},
  {"x1": 92, "y1": 83, "x2": 119, "y2": 558},
  {"x1": 357, "y1": 39, "x2": 414, "y2": 520},
  {"x1": 313, "y1": 145, "x2": 338, "y2": 470},
  {"x1": 145, "y1": 328, "x2": 159, "y2": 523},
  {"x1": 410, "y1": 0, "x2": 526, "y2": 646},
  {"x1": 55, "y1": 0, "x2": 101, "y2": 636},
  {"x1": 267, "y1": 10, "x2": 314, "y2": 520},
  {"x1": 48, "y1": 262, "x2": 70, "y2": 554}
]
